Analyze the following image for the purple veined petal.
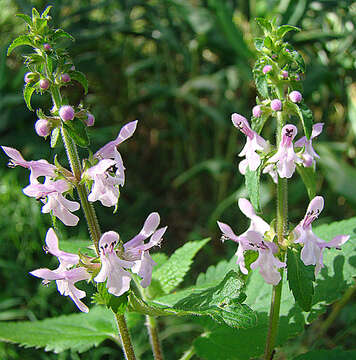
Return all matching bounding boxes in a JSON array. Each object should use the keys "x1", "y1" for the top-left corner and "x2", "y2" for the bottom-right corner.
[
  {"x1": 22, "y1": 182, "x2": 45, "y2": 197},
  {"x1": 50, "y1": 179, "x2": 70, "y2": 193},
  {"x1": 125, "y1": 213, "x2": 160, "y2": 249},
  {"x1": 300, "y1": 236, "x2": 321, "y2": 266},
  {"x1": 132, "y1": 251, "x2": 156, "y2": 288},
  {"x1": 294, "y1": 136, "x2": 306, "y2": 148},
  {"x1": 65, "y1": 267, "x2": 91, "y2": 282},
  {"x1": 30, "y1": 268, "x2": 64, "y2": 280},
  {"x1": 302, "y1": 196, "x2": 324, "y2": 228},
  {"x1": 94, "y1": 260, "x2": 110, "y2": 283},
  {"x1": 67, "y1": 285, "x2": 89, "y2": 313},
  {"x1": 281, "y1": 124, "x2": 298, "y2": 146},
  {"x1": 2, "y1": 146, "x2": 26, "y2": 163},
  {"x1": 242, "y1": 230, "x2": 264, "y2": 244},
  {"x1": 231, "y1": 113, "x2": 254, "y2": 139},
  {"x1": 247, "y1": 148, "x2": 262, "y2": 172},
  {"x1": 217, "y1": 221, "x2": 240, "y2": 243},
  {"x1": 114, "y1": 120, "x2": 138, "y2": 146}
]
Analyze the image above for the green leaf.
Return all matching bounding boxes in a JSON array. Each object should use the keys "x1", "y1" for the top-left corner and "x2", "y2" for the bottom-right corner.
[
  {"x1": 32, "y1": 8, "x2": 40, "y2": 21},
  {"x1": 263, "y1": 36, "x2": 273, "y2": 49},
  {"x1": 69, "y1": 71, "x2": 88, "y2": 94},
  {"x1": 251, "y1": 110, "x2": 271, "y2": 134},
  {"x1": 294, "y1": 349, "x2": 356, "y2": 360},
  {"x1": 290, "y1": 50, "x2": 305, "y2": 73},
  {"x1": 153, "y1": 238, "x2": 210, "y2": 293},
  {"x1": 0, "y1": 306, "x2": 118, "y2": 353},
  {"x1": 41, "y1": 5, "x2": 52, "y2": 18},
  {"x1": 245, "y1": 166, "x2": 262, "y2": 213},
  {"x1": 7, "y1": 35, "x2": 33, "y2": 55},
  {"x1": 296, "y1": 164, "x2": 316, "y2": 199},
  {"x1": 50, "y1": 127, "x2": 60, "y2": 148},
  {"x1": 23, "y1": 83, "x2": 36, "y2": 111},
  {"x1": 277, "y1": 25, "x2": 300, "y2": 38},
  {"x1": 288, "y1": 101, "x2": 313, "y2": 139},
  {"x1": 52, "y1": 29, "x2": 75, "y2": 42},
  {"x1": 153, "y1": 271, "x2": 256, "y2": 328},
  {"x1": 16, "y1": 14, "x2": 32, "y2": 27},
  {"x1": 254, "y1": 73, "x2": 269, "y2": 98},
  {"x1": 287, "y1": 248, "x2": 315, "y2": 311},
  {"x1": 255, "y1": 18, "x2": 272, "y2": 33},
  {"x1": 254, "y1": 38, "x2": 264, "y2": 52},
  {"x1": 63, "y1": 119, "x2": 90, "y2": 147}
]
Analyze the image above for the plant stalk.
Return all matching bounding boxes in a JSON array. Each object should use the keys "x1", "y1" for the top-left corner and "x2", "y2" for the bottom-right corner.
[
  {"x1": 146, "y1": 315, "x2": 164, "y2": 360},
  {"x1": 114, "y1": 313, "x2": 137, "y2": 360},
  {"x1": 50, "y1": 86, "x2": 136, "y2": 359},
  {"x1": 264, "y1": 109, "x2": 287, "y2": 360},
  {"x1": 179, "y1": 346, "x2": 196, "y2": 360}
]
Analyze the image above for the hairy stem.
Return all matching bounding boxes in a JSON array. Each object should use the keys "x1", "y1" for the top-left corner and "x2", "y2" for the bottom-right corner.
[
  {"x1": 50, "y1": 86, "x2": 136, "y2": 358},
  {"x1": 179, "y1": 346, "x2": 196, "y2": 360},
  {"x1": 146, "y1": 315, "x2": 164, "y2": 360},
  {"x1": 114, "y1": 313, "x2": 137, "y2": 360},
  {"x1": 264, "y1": 109, "x2": 287, "y2": 360}
]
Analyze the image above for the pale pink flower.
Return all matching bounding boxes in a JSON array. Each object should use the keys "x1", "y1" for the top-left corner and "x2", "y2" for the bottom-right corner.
[
  {"x1": 218, "y1": 199, "x2": 285, "y2": 285},
  {"x1": 295, "y1": 123, "x2": 323, "y2": 167},
  {"x1": 124, "y1": 212, "x2": 167, "y2": 287},
  {"x1": 294, "y1": 196, "x2": 349, "y2": 275},
  {"x1": 231, "y1": 113, "x2": 269, "y2": 174},
  {"x1": 94, "y1": 231, "x2": 133, "y2": 296},
  {"x1": 30, "y1": 228, "x2": 90, "y2": 312},
  {"x1": 23, "y1": 178, "x2": 80, "y2": 226},
  {"x1": 268, "y1": 124, "x2": 302, "y2": 178},
  {"x1": 2, "y1": 146, "x2": 56, "y2": 183}
]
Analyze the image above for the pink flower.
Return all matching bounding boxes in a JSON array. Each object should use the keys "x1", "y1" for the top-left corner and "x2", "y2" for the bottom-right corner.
[
  {"x1": 59, "y1": 105, "x2": 75, "y2": 121},
  {"x1": 271, "y1": 99, "x2": 282, "y2": 111},
  {"x1": 282, "y1": 70, "x2": 288, "y2": 79},
  {"x1": 218, "y1": 199, "x2": 285, "y2": 285},
  {"x1": 252, "y1": 105, "x2": 262, "y2": 118},
  {"x1": 124, "y1": 212, "x2": 167, "y2": 287},
  {"x1": 268, "y1": 124, "x2": 302, "y2": 178},
  {"x1": 30, "y1": 229, "x2": 90, "y2": 312},
  {"x1": 231, "y1": 113, "x2": 269, "y2": 174},
  {"x1": 35, "y1": 119, "x2": 51, "y2": 137},
  {"x1": 294, "y1": 196, "x2": 349, "y2": 275},
  {"x1": 61, "y1": 73, "x2": 71, "y2": 83},
  {"x1": 263, "y1": 65, "x2": 272, "y2": 74},
  {"x1": 94, "y1": 231, "x2": 133, "y2": 296},
  {"x1": 85, "y1": 113, "x2": 95, "y2": 127},
  {"x1": 295, "y1": 123, "x2": 323, "y2": 167},
  {"x1": 2, "y1": 146, "x2": 56, "y2": 183},
  {"x1": 23, "y1": 178, "x2": 80, "y2": 226},
  {"x1": 39, "y1": 79, "x2": 50, "y2": 90},
  {"x1": 289, "y1": 90, "x2": 302, "y2": 103}
]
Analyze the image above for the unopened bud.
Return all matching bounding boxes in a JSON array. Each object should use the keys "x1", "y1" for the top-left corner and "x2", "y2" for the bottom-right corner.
[
  {"x1": 43, "y1": 43, "x2": 51, "y2": 51},
  {"x1": 252, "y1": 105, "x2": 262, "y2": 118},
  {"x1": 35, "y1": 119, "x2": 50, "y2": 137},
  {"x1": 39, "y1": 79, "x2": 50, "y2": 90},
  {"x1": 263, "y1": 65, "x2": 272, "y2": 74},
  {"x1": 24, "y1": 72, "x2": 36, "y2": 84},
  {"x1": 289, "y1": 90, "x2": 302, "y2": 103},
  {"x1": 282, "y1": 70, "x2": 288, "y2": 79},
  {"x1": 271, "y1": 99, "x2": 282, "y2": 111},
  {"x1": 61, "y1": 73, "x2": 71, "y2": 83},
  {"x1": 85, "y1": 113, "x2": 95, "y2": 127},
  {"x1": 59, "y1": 105, "x2": 75, "y2": 121}
]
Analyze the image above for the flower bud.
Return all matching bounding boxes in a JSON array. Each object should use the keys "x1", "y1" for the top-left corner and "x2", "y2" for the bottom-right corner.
[
  {"x1": 85, "y1": 113, "x2": 95, "y2": 127},
  {"x1": 39, "y1": 79, "x2": 50, "y2": 90},
  {"x1": 295, "y1": 74, "x2": 301, "y2": 81},
  {"x1": 43, "y1": 43, "x2": 51, "y2": 51},
  {"x1": 282, "y1": 70, "x2": 288, "y2": 79},
  {"x1": 59, "y1": 105, "x2": 75, "y2": 121},
  {"x1": 289, "y1": 91, "x2": 302, "y2": 103},
  {"x1": 252, "y1": 105, "x2": 262, "y2": 118},
  {"x1": 263, "y1": 65, "x2": 272, "y2": 74},
  {"x1": 271, "y1": 99, "x2": 282, "y2": 111},
  {"x1": 24, "y1": 72, "x2": 36, "y2": 84},
  {"x1": 35, "y1": 119, "x2": 50, "y2": 137},
  {"x1": 61, "y1": 73, "x2": 71, "y2": 83}
]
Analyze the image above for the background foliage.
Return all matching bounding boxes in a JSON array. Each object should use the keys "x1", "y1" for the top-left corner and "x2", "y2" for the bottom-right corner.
[{"x1": 0, "y1": 0, "x2": 355, "y2": 359}]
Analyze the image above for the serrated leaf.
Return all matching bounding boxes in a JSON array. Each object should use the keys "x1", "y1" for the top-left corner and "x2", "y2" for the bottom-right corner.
[
  {"x1": 0, "y1": 306, "x2": 118, "y2": 353},
  {"x1": 277, "y1": 25, "x2": 300, "y2": 38},
  {"x1": 289, "y1": 101, "x2": 313, "y2": 139},
  {"x1": 128, "y1": 292, "x2": 173, "y2": 317},
  {"x1": 7, "y1": 35, "x2": 33, "y2": 55},
  {"x1": 69, "y1": 71, "x2": 88, "y2": 94},
  {"x1": 153, "y1": 238, "x2": 210, "y2": 293},
  {"x1": 254, "y1": 73, "x2": 269, "y2": 98},
  {"x1": 23, "y1": 83, "x2": 36, "y2": 111},
  {"x1": 296, "y1": 164, "x2": 316, "y2": 199},
  {"x1": 16, "y1": 14, "x2": 32, "y2": 27},
  {"x1": 153, "y1": 271, "x2": 256, "y2": 328},
  {"x1": 245, "y1": 166, "x2": 262, "y2": 213},
  {"x1": 291, "y1": 50, "x2": 305, "y2": 73},
  {"x1": 287, "y1": 248, "x2": 315, "y2": 311},
  {"x1": 294, "y1": 349, "x2": 356, "y2": 360},
  {"x1": 52, "y1": 29, "x2": 75, "y2": 42},
  {"x1": 50, "y1": 128, "x2": 60, "y2": 148},
  {"x1": 63, "y1": 119, "x2": 90, "y2": 147}
]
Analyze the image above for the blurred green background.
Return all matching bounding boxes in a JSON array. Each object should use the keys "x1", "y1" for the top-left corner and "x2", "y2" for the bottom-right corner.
[{"x1": 0, "y1": 0, "x2": 355, "y2": 359}]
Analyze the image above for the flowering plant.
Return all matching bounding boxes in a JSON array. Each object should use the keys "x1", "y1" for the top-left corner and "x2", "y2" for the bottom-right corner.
[{"x1": 1, "y1": 8, "x2": 355, "y2": 360}]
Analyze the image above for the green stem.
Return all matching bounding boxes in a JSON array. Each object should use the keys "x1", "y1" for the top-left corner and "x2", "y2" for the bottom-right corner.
[
  {"x1": 179, "y1": 346, "x2": 195, "y2": 360},
  {"x1": 146, "y1": 315, "x2": 164, "y2": 360},
  {"x1": 264, "y1": 108, "x2": 287, "y2": 360},
  {"x1": 114, "y1": 313, "x2": 137, "y2": 360},
  {"x1": 50, "y1": 86, "x2": 136, "y2": 359}
]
